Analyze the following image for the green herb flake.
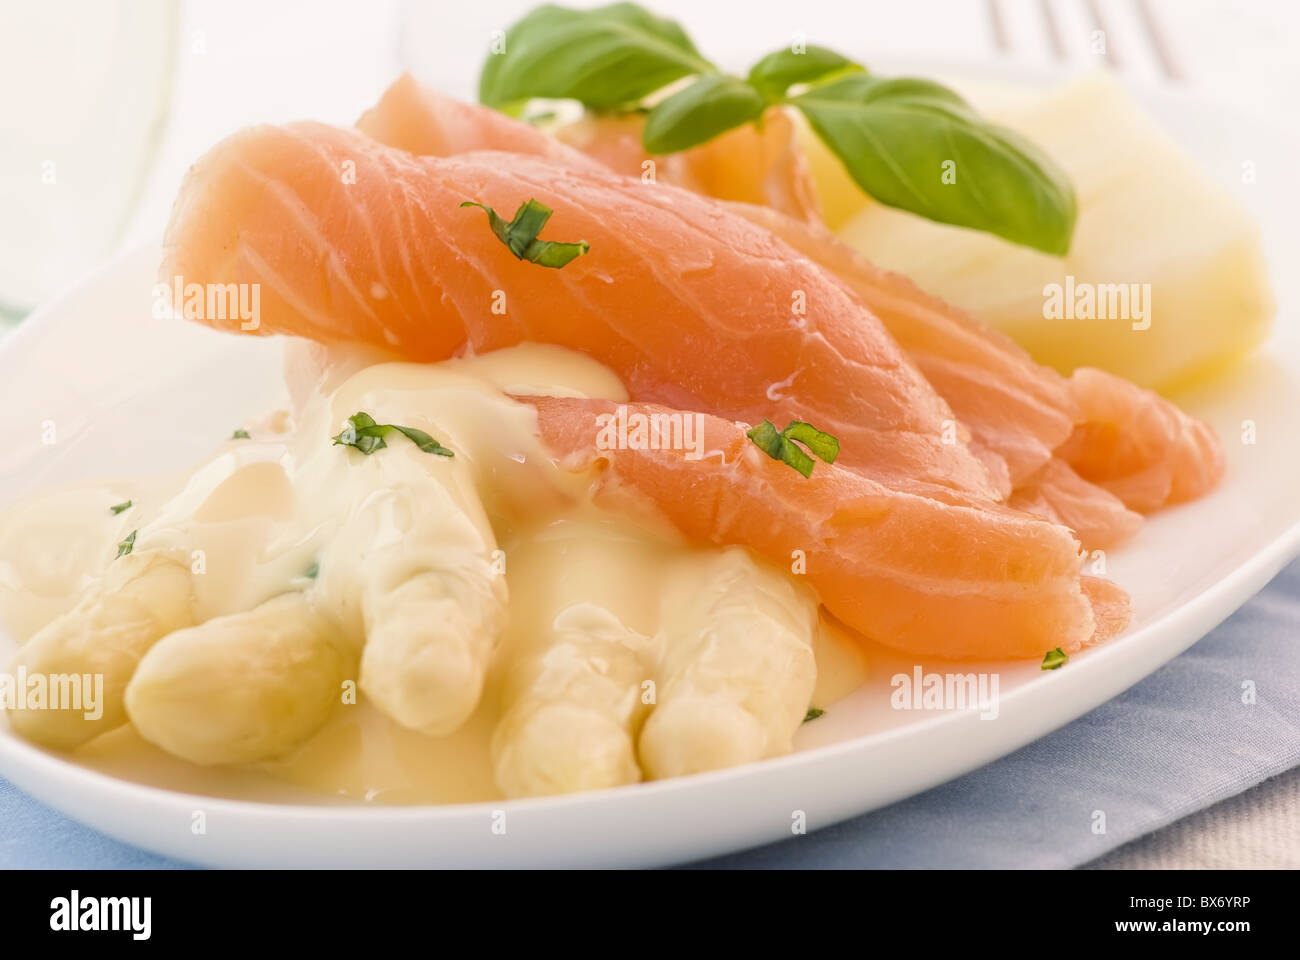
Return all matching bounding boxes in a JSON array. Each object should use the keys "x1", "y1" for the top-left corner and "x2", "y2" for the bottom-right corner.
[
  {"x1": 305, "y1": 560, "x2": 320, "y2": 580},
  {"x1": 332, "y1": 412, "x2": 454, "y2": 458},
  {"x1": 231, "y1": 428, "x2": 251, "y2": 439},
  {"x1": 1041, "y1": 647, "x2": 1069, "y2": 670},
  {"x1": 109, "y1": 500, "x2": 133, "y2": 515},
  {"x1": 803, "y1": 707, "x2": 825, "y2": 723},
  {"x1": 461, "y1": 198, "x2": 589, "y2": 268},
  {"x1": 746, "y1": 419, "x2": 840, "y2": 478},
  {"x1": 116, "y1": 530, "x2": 137, "y2": 559}
]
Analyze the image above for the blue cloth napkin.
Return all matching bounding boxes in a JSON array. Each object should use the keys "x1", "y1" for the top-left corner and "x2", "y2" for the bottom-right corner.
[{"x1": 4, "y1": 559, "x2": 1299, "y2": 869}]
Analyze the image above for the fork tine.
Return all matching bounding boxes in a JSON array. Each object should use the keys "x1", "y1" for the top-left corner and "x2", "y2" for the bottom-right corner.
[
  {"x1": 1037, "y1": 0, "x2": 1069, "y2": 60},
  {"x1": 1134, "y1": 0, "x2": 1185, "y2": 82},
  {"x1": 1083, "y1": 0, "x2": 1124, "y2": 68},
  {"x1": 986, "y1": 0, "x2": 1013, "y2": 53}
]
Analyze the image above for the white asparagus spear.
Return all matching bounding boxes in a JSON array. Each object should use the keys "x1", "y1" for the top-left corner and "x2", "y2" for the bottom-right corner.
[
  {"x1": 639, "y1": 548, "x2": 818, "y2": 780},
  {"x1": 7, "y1": 550, "x2": 194, "y2": 749},
  {"x1": 341, "y1": 479, "x2": 508, "y2": 737},
  {"x1": 492, "y1": 603, "x2": 651, "y2": 798},
  {"x1": 124, "y1": 592, "x2": 350, "y2": 765}
]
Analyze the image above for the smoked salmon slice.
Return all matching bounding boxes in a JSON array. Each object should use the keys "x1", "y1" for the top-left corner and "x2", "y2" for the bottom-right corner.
[
  {"x1": 722, "y1": 208, "x2": 1225, "y2": 521},
  {"x1": 349, "y1": 81, "x2": 1221, "y2": 547},
  {"x1": 358, "y1": 76, "x2": 820, "y2": 223},
  {"x1": 161, "y1": 120, "x2": 1002, "y2": 503},
  {"x1": 1008, "y1": 457, "x2": 1143, "y2": 550},
  {"x1": 1059, "y1": 367, "x2": 1225, "y2": 512},
  {"x1": 554, "y1": 106, "x2": 822, "y2": 224},
  {"x1": 728, "y1": 205, "x2": 1079, "y2": 491},
  {"x1": 356, "y1": 72, "x2": 604, "y2": 172},
  {"x1": 527, "y1": 396, "x2": 1126, "y2": 659}
]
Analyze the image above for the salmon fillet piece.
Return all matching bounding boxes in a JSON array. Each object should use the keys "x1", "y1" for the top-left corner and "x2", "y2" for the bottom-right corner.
[
  {"x1": 359, "y1": 75, "x2": 820, "y2": 223},
  {"x1": 1009, "y1": 457, "x2": 1143, "y2": 550},
  {"x1": 162, "y1": 120, "x2": 1001, "y2": 503},
  {"x1": 554, "y1": 107, "x2": 822, "y2": 224},
  {"x1": 727, "y1": 209, "x2": 1226, "y2": 520},
  {"x1": 1060, "y1": 367, "x2": 1225, "y2": 512},
  {"x1": 356, "y1": 72, "x2": 604, "y2": 172},
  {"x1": 527, "y1": 396, "x2": 1121, "y2": 659},
  {"x1": 351, "y1": 81, "x2": 1220, "y2": 547}
]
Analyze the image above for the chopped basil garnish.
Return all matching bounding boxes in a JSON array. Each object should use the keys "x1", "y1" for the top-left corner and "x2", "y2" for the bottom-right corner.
[
  {"x1": 460, "y1": 198, "x2": 589, "y2": 268},
  {"x1": 116, "y1": 530, "x2": 137, "y2": 559},
  {"x1": 803, "y1": 707, "x2": 825, "y2": 723},
  {"x1": 109, "y1": 500, "x2": 133, "y2": 515},
  {"x1": 305, "y1": 560, "x2": 320, "y2": 579},
  {"x1": 332, "y1": 412, "x2": 454, "y2": 457},
  {"x1": 747, "y1": 419, "x2": 840, "y2": 478},
  {"x1": 1041, "y1": 648, "x2": 1069, "y2": 670},
  {"x1": 231, "y1": 429, "x2": 250, "y2": 439}
]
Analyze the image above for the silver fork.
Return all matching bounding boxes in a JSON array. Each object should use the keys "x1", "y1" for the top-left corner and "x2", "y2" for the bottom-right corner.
[{"x1": 987, "y1": 0, "x2": 1184, "y2": 82}]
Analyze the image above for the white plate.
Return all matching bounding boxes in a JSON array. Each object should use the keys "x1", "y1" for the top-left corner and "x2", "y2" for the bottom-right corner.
[{"x1": 1, "y1": 67, "x2": 1298, "y2": 868}]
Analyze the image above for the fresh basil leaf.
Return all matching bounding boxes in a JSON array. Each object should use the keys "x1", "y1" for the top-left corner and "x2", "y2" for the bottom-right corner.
[
  {"x1": 642, "y1": 74, "x2": 767, "y2": 153},
  {"x1": 746, "y1": 45, "x2": 861, "y2": 98},
  {"x1": 803, "y1": 707, "x2": 825, "y2": 723},
  {"x1": 479, "y1": 2, "x2": 713, "y2": 111},
  {"x1": 783, "y1": 421, "x2": 840, "y2": 465},
  {"x1": 116, "y1": 530, "x2": 137, "y2": 559},
  {"x1": 461, "y1": 198, "x2": 589, "y2": 268},
  {"x1": 109, "y1": 500, "x2": 133, "y2": 515},
  {"x1": 333, "y1": 412, "x2": 454, "y2": 458},
  {"x1": 793, "y1": 74, "x2": 1077, "y2": 255}
]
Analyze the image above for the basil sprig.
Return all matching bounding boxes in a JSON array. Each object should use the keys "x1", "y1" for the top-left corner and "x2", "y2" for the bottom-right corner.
[{"x1": 479, "y1": 3, "x2": 1077, "y2": 254}]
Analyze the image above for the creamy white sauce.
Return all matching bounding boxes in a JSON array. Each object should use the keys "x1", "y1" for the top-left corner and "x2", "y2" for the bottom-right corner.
[{"x1": 0, "y1": 343, "x2": 867, "y2": 803}]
